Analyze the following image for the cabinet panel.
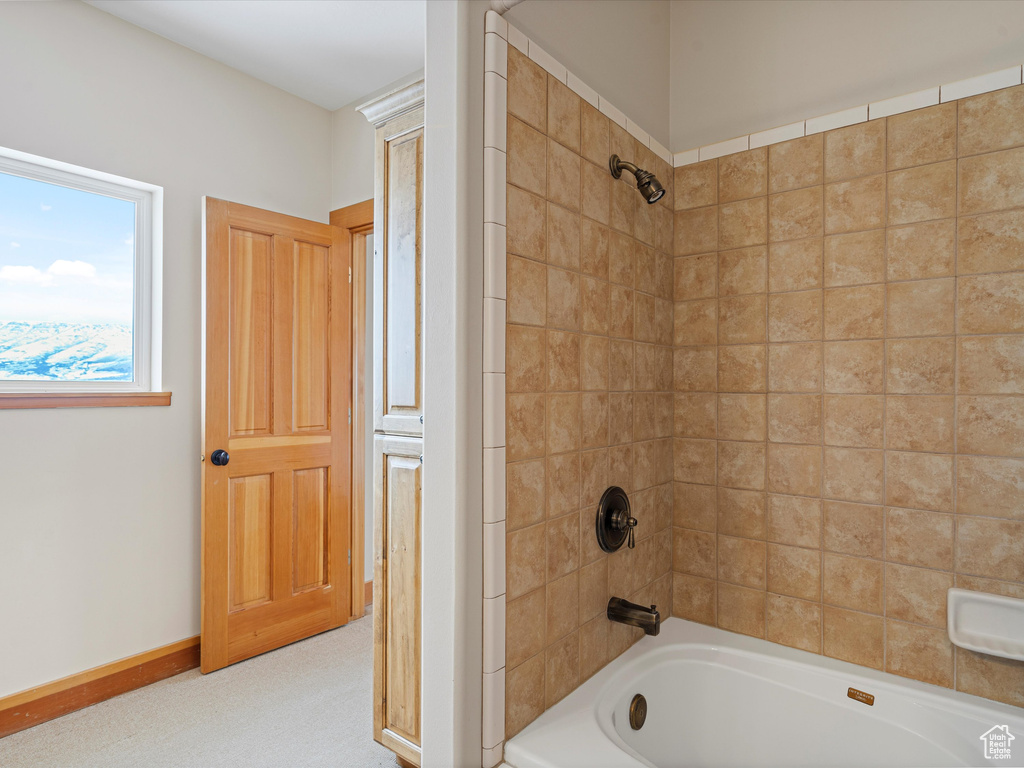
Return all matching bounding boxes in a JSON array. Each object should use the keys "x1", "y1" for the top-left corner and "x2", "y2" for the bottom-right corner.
[{"x1": 373, "y1": 435, "x2": 422, "y2": 754}]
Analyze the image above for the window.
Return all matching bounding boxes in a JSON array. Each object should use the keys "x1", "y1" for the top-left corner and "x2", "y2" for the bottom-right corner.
[{"x1": 0, "y1": 146, "x2": 162, "y2": 397}]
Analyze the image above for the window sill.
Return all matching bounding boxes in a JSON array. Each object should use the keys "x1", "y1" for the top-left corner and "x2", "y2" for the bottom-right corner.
[{"x1": 0, "y1": 392, "x2": 172, "y2": 410}]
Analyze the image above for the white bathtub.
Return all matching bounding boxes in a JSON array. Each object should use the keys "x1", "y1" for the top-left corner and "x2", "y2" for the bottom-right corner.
[{"x1": 504, "y1": 618, "x2": 1024, "y2": 768}]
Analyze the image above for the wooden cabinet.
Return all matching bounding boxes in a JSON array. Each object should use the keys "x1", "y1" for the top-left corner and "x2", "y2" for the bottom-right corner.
[{"x1": 360, "y1": 81, "x2": 424, "y2": 766}]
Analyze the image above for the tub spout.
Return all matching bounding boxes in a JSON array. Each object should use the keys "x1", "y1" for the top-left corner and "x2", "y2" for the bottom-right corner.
[{"x1": 607, "y1": 597, "x2": 660, "y2": 636}]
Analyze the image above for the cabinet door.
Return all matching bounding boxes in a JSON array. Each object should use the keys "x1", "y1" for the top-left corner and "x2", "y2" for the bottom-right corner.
[
  {"x1": 373, "y1": 434, "x2": 422, "y2": 764},
  {"x1": 374, "y1": 108, "x2": 424, "y2": 437}
]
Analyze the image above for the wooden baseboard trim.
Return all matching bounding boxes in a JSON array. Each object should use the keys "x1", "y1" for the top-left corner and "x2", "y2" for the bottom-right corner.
[
  {"x1": 0, "y1": 636, "x2": 200, "y2": 739},
  {"x1": 365, "y1": 579, "x2": 373, "y2": 607}
]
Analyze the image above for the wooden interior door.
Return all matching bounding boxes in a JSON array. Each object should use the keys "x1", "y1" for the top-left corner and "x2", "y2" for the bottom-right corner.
[{"x1": 201, "y1": 197, "x2": 352, "y2": 673}]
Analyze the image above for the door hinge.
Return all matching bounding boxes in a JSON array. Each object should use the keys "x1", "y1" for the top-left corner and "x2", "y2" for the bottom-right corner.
[
  {"x1": 348, "y1": 548, "x2": 351, "y2": 564},
  {"x1": 348, "y1": 407, "x2": 352, "y2": 425},
  {"x1": 348, "y1": 266, "x2": 352, "y2": 283}
]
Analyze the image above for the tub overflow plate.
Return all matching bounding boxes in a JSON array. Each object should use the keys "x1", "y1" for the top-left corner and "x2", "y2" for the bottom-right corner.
[{"x1": 629, "y1": 693, "x2": 647, "y2": 730}]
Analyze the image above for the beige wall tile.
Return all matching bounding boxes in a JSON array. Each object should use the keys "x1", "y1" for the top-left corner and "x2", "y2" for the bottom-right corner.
[
  {"x1": 958, "y1": 84, "x2": 1024, "y2": 157},
  {"x1": 959, "y1": 145, "x2": 1024, "y2": 215},
  {"x1": 886, "y1": 507, "x2": 954, "y2": 569},
  {"x1": 674, "y1": 160, "x2": 718, "y2": 211},
  {"x1": 718, "y1": 440, "x2": 766, "y2": 491},
  {"x1": 546, "y1": 453, "x2": 580, "y2": 519},
  {"x1": 674, "y1": 298, "x2": 716, "y2": 346},
  {"x1": 674, "y1": 527, "x2": 717, "y2": 578},
  {"x1": 674, "y1": 207, "x2": 718, "y2": 256},
  {"x1": 823, "y1": 605, "x2": 883, "y2": 669},
  {"x1": 580, "y1": 219, "x2": 609, "y2": 279},
  {"x1": 957, "y1": 455, "x2": 1024, "y2": 520},
  {"x1": 769, "y1": 239, "x2": 823, "y2": 293},
  {"x1": 507, "y1": 324, "x2": 546, "y2": 393},
  {"x1": 636, "y1": 245, "x2": 658, "y2": 295},
  {"x1": 546, "y1": 392, "x2": 580, "y2": 455},
  {"x1": 886, "y1": 219, "x2": 955, "y2": 281},
  {"x1": 507, "y1": 460, "x2": 546, "y2": 532},
  {"x1": 885, "y1": 395, "x2": 954, "y2": 452},
  {"x1": 824, "y1": 340, "x2": 885, "y2": 394},
  {"x1": 547, "y1": 76, "x2": 580, "y2": 152},
  {"x1": 673, "y1": 438, "x2": 717, "y2": 485},
  {"x1": 546, "y1": 267, "x2": 579, "y2": 331},
  {"x1": 885, "y1": 620, "x2": 953, "y2": 688},
  {"x1": 769, "y1": 134, "x2": 823, "y2": 193},
  {"x1": 507, "y1": 588, "x2": 546, "y2": 668},
  {"x1": 957, "y1": 273, "x2": 1024, "y2": 335},
  {"x1": 959, "y1": 335, "x2": 1024, "y2": 395},
  {"x1": 719, "y1": 294, "x2": 766, "y2": 344},
  {"x1": 718, "y1": 534, "x2": 766, "y2": 588},
  {"x1": 768, "y1": 289, "x2": 822, "y2": 342},
  {"x1": 545, "y1": 630, "x2": 579, "y2": 708},
  {"x1": 823, "y1": 230, "x2": 886, "y2": 287},
  {"x1": 823, "y1": 447, "x2": 883, "y2": 504},
  {"x1": 956, "y1": 649, "x2": 1024, "y2": 708},
  {"x1": 610, "y1": 175, "x2": 635, "y2": 236},
  {"x1": 824, "y1": 174, "x2": 885, "y2": 234},
  {"x1": 674, "y1": 346, "x2": 717, "y2": 392},
  {"x1": 546, "y1": 330, "x2": 579, "y2": 391},
  {"x1": 674, "y1": 253, "x2": 717, "y2": 300},
  {"x1": 956, "y1": 516, "x2": 1024, "y2": 582},
  {"x1": 719, "y1": 245, "x2": 767, "y2": 296},
  {"x1": 547, "y1": 139, "x2": 581, "y2": 214},
  {"x1": 886, "y1": 278, "x2": 955, "y2": 337},
  {"x1": 767, "y1": 443, "x2": 822, "y2": 497},
  {"x1": 580, "y1": 334, "x2": 608, "y2": 391},
  {"x1": 675, "y1": 392, "x2": 717, "y2": 439},
  {"x1": 766, "y1": 593, "x2": 821, "y2": 653},
  {"x1": 769, "y1": 342, "x2": 822, "y2": 392},
  {"x1": 767, "y1": 494, "x2": 822, "y2": 548},
  {"x1": 825, "y1": 119, "x2": 886, "y2": 183},
  {"x1": 823, "y1": 394, "x2": 884, "y2": 448},
  {"x1": 823, "y1": 553, "x2": 883, "y2": 613},
  {"x1": 608, "y1": 231, "x2": 634, "y2": 287},
  {"x1": 885, "y1": 450, "x2": 954, "y2": 512},
  {"x1": 580, "y1": 161, "x2": 610, "y2": 227},
  {"x1": 580, "y1": 278, "x2": 609, "y2": 337},
  {"x1": 887, "y1": 161, "x2": 956, "y2": 225},
  {"x1": 675, "y1": 482, "x2": 717, "y2": 531},
  {"x1": 505, "y1": 652, "x2": 545, "y2": 738},
  {"x1": 720, "y1": 197, "x2": 768, "y2": 249},
  {"x1": 717, "y1": 486, "x2": 766, "y2": 539},
  {"x1": 768, "y1": 393, "x2": 822, "y2": 444},
  {"x1": 718, "y1": 345, "x2": 766, "y2": 392},
  {"x1": 958, "y1": 395, "x2": 1024, "y2": 457},
  {"x1": 886, "y1": 337, "x2": 955, "y2": 394},
  {"x1": 719, "y1": 148, "x2": 767, "y2": 203},
  {"x1": 580, "y1": 103, "x2": 609, "y2": 168},
  {"x1": 507, "y1": 185, "x2": 547, "y2": 260},
  {"x1": 767, "y1": 543, "x2": 821, "y2": 601},
  {"x1": 508, "y1": 116, "x2": 547, "y2": 196},
  {"x1": 717, "y1": 583, "x2": 766, "y2": 638},
  {"x1": 824, "y1": 284, "x2": 885, "y2": 340},
  {"x1": 823, "y1": 500, "x2": 883, "y2": 558},
  {"x1": 672, "y1": 572, "x2": 717, "y2": 625},
  {"x1": 545, "y1": 571, "x2": 578, "y2": 645},
  {"x1": 507, "y1": 522, "x2": 546, "y2": 600},
  {"x1": 885, "y1": 564, "x2": 951, "y2": 628},
  {"x1": 508, "y1": 46, "x2": 547, "y2": 131},
  {"x1": 608, "y1": 284, "x2": 633, "y2": 340},
  {"x1": 508, "y1": 254, "x2": 547, "y2": 326},
  {"x1": 957, "y1": 210, "x2": 1024, "y2": 274},
  {"x1": 507, "y1": 392, "x2": 546, "y2": 461},
  {"x1": 887, "y1": 103, "x2": 956, "y2": 170},
  {"x1": 718, "y1": 393, "x2": 766, "y2": 441},
  {"x1": 956, "y1": 575, "x2": 1024, "y2": 600},
  {"x1": 547, "y1": 509, "x2": 581, "y2": 582},
  {"x1": 580, "y1": 449, "x2": 608, "y2": 511},
  {"x1": 769, "y1": 187, "x2": 823, "y2": 243}
]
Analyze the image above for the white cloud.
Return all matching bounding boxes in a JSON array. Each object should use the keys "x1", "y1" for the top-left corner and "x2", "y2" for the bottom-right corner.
[
  {"x1": 9, "y1": 242, "x2": 19, "y2": 248},
  {"x1": 47, "y1": 260, "x2": 96, "y2": 278},
  {"x1": 40, "y1": 204, "x2": 52, "y2": 211},
  {"x1": 0, "y1": 265, "x2": 50, "y2": 284}
]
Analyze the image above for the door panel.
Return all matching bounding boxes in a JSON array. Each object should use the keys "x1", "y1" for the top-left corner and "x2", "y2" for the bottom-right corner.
[{"x1": 202, "y1": 198, "x2": 352, "y2": 673}]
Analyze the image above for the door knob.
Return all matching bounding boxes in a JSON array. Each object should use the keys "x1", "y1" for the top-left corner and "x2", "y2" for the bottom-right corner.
[{"x1": 210, "y1": 449, "x2": 230, "y2": 466}]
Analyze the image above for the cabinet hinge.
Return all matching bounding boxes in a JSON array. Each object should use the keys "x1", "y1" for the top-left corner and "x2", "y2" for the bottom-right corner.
[
  {"x1": 348, "y1": 407, "x2": 352, "y2": 425},
  {"x1": 348, "y1": 266, "x2": 352, "y2": 283},
  {"x1": 348, "y1": 548, "x2": 351, "y2": 564}
]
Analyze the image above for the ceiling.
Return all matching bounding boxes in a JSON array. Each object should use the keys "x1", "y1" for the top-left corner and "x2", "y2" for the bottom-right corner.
[{"x1": 85, "y1": 0, "x2": 425, "y2": 111}]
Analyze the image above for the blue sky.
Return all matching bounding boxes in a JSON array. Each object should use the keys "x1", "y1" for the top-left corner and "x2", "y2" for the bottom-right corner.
[{"x1": 0, "y1": 171, "x2": 136, "y2": 324}]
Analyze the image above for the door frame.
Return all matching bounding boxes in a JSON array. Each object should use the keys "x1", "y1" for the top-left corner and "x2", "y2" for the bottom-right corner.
[{"x1": 330, "y1": 199, "x2": 373, "y2": 620}]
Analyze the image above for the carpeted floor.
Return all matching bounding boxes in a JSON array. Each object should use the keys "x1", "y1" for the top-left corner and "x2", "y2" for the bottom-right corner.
[{"x1": 0, "y1": 613, "x2": 398, "y2": 768}]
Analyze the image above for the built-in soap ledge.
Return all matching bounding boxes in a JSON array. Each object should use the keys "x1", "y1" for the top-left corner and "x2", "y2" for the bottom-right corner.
[{"x1": 947, "y1": 588, "x2": 1024, "y2": 661}]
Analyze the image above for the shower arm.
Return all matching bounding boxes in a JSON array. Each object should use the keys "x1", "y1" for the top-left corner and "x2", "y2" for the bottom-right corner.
[{"x1": 609, "y1": 154, "x2": 657, "y2": 187}]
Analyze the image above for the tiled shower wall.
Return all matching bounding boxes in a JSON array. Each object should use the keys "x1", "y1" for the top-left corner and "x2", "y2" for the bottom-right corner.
[
  {"x1": 670, "y1": 85, "x2": 1024, "y2": 708},
  {"x1": 501, "y1": 45, "x2": 676, "y2": 738}
]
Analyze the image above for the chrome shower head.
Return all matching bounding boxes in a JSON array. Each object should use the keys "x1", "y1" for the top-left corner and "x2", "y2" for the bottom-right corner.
[{"x1": 609, "y1": 154, "x2": 665, "y2": 204}]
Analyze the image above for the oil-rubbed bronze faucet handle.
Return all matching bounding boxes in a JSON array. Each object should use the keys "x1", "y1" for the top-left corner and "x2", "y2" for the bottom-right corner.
[{"x1": 627, "y1": 516, "x2": 637, "y2": 548}]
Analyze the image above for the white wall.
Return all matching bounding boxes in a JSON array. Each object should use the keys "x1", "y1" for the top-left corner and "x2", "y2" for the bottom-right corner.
[
  {"x1": 670, "y1": 0, "x2": 1024, "y2": 150},
  {"x1": 503, "y1": 0, "x2": 671, "y2": 147},
  {"x1": 0, "y1": 0, "x2": 332, "y2": 697}
]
